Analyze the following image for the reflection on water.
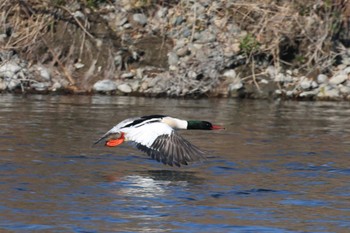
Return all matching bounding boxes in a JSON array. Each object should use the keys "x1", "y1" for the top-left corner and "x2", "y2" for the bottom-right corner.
[{"x1": 1, "y1": 94, "x2": 350, "y2": 232}]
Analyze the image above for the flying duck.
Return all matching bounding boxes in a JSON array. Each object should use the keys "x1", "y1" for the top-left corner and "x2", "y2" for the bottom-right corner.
[{"x1": 94, "y1": 115, "x2": 223, "y2": 167}]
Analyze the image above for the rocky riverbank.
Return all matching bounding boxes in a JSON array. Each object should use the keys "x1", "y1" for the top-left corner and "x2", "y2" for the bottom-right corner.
[{"x1": 1, "y1": 1, "x2": 350, "y2": 100}]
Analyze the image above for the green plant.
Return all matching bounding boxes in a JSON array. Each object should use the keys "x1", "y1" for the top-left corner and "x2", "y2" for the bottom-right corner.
[{"x1": 239, "y1": 33, "x2": 260, "y2": 56}]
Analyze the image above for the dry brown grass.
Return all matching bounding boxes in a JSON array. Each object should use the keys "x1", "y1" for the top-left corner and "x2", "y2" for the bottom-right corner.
[{"x1": 229, "y1": 0, "x2": 349, "y2": 75}]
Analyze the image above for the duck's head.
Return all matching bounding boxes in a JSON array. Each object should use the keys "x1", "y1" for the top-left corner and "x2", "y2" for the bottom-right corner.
[{"x1": 187, "y1": 120, "x2": 224, "y2": 130}]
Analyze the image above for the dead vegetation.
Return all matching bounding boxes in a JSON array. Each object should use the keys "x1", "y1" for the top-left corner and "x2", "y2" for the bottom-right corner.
[
  {"x1": 0, "y1": 0, "x2": 349, "y2": 94},
  {"x1": 229, "y1": 0, "x2": 350, "y2": 75},
  {"x1": 0, "y1": 0, "x2": 120, "y2": 91}
]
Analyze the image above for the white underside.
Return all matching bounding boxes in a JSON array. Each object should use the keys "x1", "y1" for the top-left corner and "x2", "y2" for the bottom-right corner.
[{"x1": 122, "y1": 122, "x2": 173, "y2": 147}]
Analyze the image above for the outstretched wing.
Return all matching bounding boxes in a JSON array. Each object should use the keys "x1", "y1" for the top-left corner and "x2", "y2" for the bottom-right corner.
[{"x1": 134, "y1": 131, "x2": 206, "y2": 167}]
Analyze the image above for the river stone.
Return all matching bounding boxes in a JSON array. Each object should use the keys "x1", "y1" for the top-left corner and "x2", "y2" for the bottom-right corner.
[
  {"x1": 37, "y1": 65, "x2": 51, "y2": 80},
  {"x1": 7, "y1": 79, "x2": 20, "y2": 90},
  {"x1": 0, "y1": 62, "x2": 21, "y2": 78},
  {"x1": 317, "y1": 74, "x2": 328, "y2": 84},
  {"x1": 223, "y1": 69, "x2": 236, "y2": 79},
  {"x1": 299, "y1": 89, "x2": 319, "y2": 98},
  {"x1": 168, "y1": 52, "x2": 179, "y2": 66},
  {"x1": 0, "y1": 79, "x2": 6, "y2": 90},
  {"x1": 317, "y1": 86, "x2": 340, "y2": 99},
  {"x1": 329, "y1": 74, "x2": 348, "y2": 85},
  {"x1": 299, "y1": 77, "x2": 312, "y2": 90},
  {"x1": 339, "y1": 85, "x2": 350, "y2": 94},
  {"x1": 117, "y1": 83, "x2": 132, "y2": 93},
  {"x1": 344, "y1": 66, "x2": 350, "y2": 74},
  {"x1": 51, "y1": 81, "x2": 62, "y2": 91},
  {"x1": 133, "y1": 13, "x2": 147, "y2": 26},
  {"x1": 93, "y1": 80, "x2": 117, "y2": 92},
  {"x1": 31, "y1": 82, "x2": 51, "y2": 91},
  {"x1": 121, "y1": 72, "x2": 134, "y2": 79}
]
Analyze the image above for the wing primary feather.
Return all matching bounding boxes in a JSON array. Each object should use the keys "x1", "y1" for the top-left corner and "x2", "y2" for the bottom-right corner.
[{"x1": 133, "y1": 132, "x2": 205, "y2": 166}]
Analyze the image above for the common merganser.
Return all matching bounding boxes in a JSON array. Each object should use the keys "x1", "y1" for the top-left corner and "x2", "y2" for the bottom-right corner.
[{"x1": 94, "y1": 115, "x2": 223, "y2": 167}]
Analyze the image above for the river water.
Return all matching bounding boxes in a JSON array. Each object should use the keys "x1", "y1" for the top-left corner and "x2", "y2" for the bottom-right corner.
[{"x1": 0, "y1": 94, "x2": 349, "y2": 233}]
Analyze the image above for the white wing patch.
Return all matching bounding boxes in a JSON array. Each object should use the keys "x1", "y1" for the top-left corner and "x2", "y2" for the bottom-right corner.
[{"x1": 122, "y1": 122, "x2": 173, "y2": 147}]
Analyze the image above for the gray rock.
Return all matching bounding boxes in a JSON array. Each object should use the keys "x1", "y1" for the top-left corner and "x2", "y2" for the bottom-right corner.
[
  {"x1": 229, "y1": 82, "x2": 243, "y2": 91},
  {"x1": 0, "y1": 79, "x2": 6, "y2": 90},
  {"x1": 176, "y1": 47, "x2": 189, "y2": 57},
  {"x1": 156, "y1": 7, "x2": 167, "y2": 18},
  {"x1": 299, "y1": 89, "x2": 319, "y2": 98},
  {"x1": 274, "y1": 73, "x2": 293, "y2": 83},
  {"x1": 74, "y1": 63, "x2": 85, "y2": 69},
  {"x1": 194, "y1": 30, "x2": 216, "y2": 43},
  {"x1": 130, "y1": 80, "x2": 140, "y2": 91},
  {"x1": 317, "y1": 85, "x2": 340, "y2": 99},
  {"x1": 73, "y1": 11, "x2": 85, "y2": 19},
  {"x1": 133, "y1": 13, "x2": 147, "y2": 26},
  {"x1": 50, "y1": 81, "x2": 62, "y2": 91},
  {"x1": 31, "y1": 82, "x2": 51, "y2": 91},
  {"x1": 117, "y1": 83, "x2": 132, "y2": 93},
  {"x1": 299, "y1": 77, "x2": 312, "y2": 90},
  {"x1": 168, "y1": 52, "x2": 179, "y2": 66},
  {"x1": 7, "y1": 79, "x2": 20, "y2": 90},
  {"x1": 343, "y1": 66, "x2": 350, "y2": 74},
  {"x1": 267, "y1": 66, "x2": 278, "y2": 79},
  {"x1": 121, "y1": 72, "x2": 134, "y2": 79},
  {"x1": 339, "y1": 85, "x2": 350, "y2": 94},
  {"x1": 147, "y1": 77, "x2": 161, "y2": 88},
  {"x1": 223, "y1": 69, "x2": 236, "y2": 79},
  {"x1": 329, "y1": 74, "x2": 348, "y2": 85},
  {"x1": 182, "y1": 27, "x2": 192, "y2": 38},
  {"x1": 0, "y1": 34, "x2": 7, "y2": 43},
  {"x1": 172, "y1": 15, "x2": 184, "y2": 26},
  {"x1": 0, "y1": 62, "x2": 21, "y2": 78},
  {"x1": 36, "y1": 65, "x2": 51, "y2": 80},
  {"x1": 93, "y1": 80, "x2": 117, "y2": 92},
  {"x1": 317, "y1": 74, "x2": 328, "y2": 84}
]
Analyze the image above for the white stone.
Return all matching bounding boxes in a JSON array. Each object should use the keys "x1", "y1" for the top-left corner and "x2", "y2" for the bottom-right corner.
[
  {"x1": 266, "y1": 66, "x2": 278, "y2": 78},
  {"x1": 121, "y1": 72, "x2": 134, "y2": 79},
  {"x1": 74, "y1": 63, "x2": 85, "y2": 69},
  {"x1": 7, "y1": 79, "x2": 20, "y2": 90},
  {"x1": 274, "y1": 73, "x2": 292, "y2": 83},
  {"x1": 223, "y1": 69, "x2": 236, "y2": 79},
  {"x1": 286, "y1": 90, "x2": 294, "y2": 97},
  {"x1": 37, "y1": 65, "x2": 50, "y2": 80},
  {"x1": 92, "y1": 80, "x2": 117, "y2": 92},
  {"x1": 130, "y1": 80, "x2": 140, "y2": 91},
  {"x1": 167, "y1": 52, "x2": 178, "y2": 66},
  {"x1": 73, "y1": 11, "x2": 85, "y2": 19},
  {"x1": 133, "y1": 13, "x2": 147, "y2": 26},
  {"x1": 311, "y1": 81, "x2": 318, "y2": 89},
  {"x1": 50, "y1": 81, "x2": 62, "y2": 91},
  {"x1": 229, "y1": 82, "x2": 243, "y2": 91},
  {"x1": 0, "y1": 79, "x2": 6, "y2": 90},
  {"x1": 117, "y1": 83, "x2": 132, "y2": 93},
  {"x1": 339, "y1": 85, "x2": 350, "y2": 94},
  {"x1": 329, "y1": 74, "x2": 348, "y2": 85},
  {"x1": 317, "y1": 74, "x2": 328, "y2": 84},
  {"x1": 299, "y1": 77, "x2": 311, "y2": 90},
  {"x1": 0, "y1": 62, "x2": 21, "y2": 78},
  {"x1": 317, "y1": 86, "x2": 340, "y2": 98},
  {"x1": 260, "y1": 79, "x2": 269, "y2": 84},
  {"x1": 31, "y1": 82, "x2": 50, "y2": 91},
  {"x1": 0, "y1": 34, "x2": 7, "y2": 43},
  {"x1": 344, "y1": 66, "x2": 350, "y2": 74},
  {"x1": 300, "y1": 89, "x2": 318, "y2": 98}
]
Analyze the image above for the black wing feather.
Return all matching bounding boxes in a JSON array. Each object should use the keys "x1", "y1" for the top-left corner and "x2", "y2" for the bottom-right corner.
[{"x1": 135, "y1": 131, "x2": 205, "y2": 167}]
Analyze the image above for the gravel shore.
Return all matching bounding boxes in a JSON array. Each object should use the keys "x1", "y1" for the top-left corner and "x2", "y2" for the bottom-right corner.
[{"x1": 1, "y1": 1, "x2": 350, "y2": 100}]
